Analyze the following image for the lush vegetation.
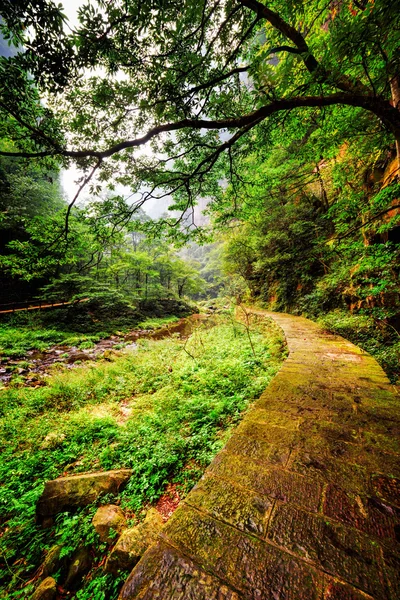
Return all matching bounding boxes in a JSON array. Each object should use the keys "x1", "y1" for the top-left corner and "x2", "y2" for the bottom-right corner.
[
  {"x1": 0, "y1": 315, "x2": 285, "y2": 598},
  {"x1": 0, "y1": 1, "x2": 399, "y2": 342},
  {"x1": 0, "y1": 1, "x2": 399, "y2": 597}
]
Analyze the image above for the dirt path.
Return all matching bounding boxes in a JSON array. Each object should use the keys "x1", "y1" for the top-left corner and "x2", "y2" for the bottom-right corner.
[{"x1": 118, "y1": 309, "x2": 400, "y2": 600}]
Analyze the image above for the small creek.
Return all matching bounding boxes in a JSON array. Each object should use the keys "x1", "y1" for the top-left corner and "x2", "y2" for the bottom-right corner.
[{"x1": 0, "y1": 314, "x2": 210, "y2": 387}]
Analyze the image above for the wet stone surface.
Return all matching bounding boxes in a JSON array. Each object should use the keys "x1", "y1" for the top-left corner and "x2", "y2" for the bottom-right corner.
[
  {"x1": 119, "y1": 309, "x2": 400, "y2": 600},
  {"x1": 323, "y1": 580, "x2": 375, "y2": 600},
  {"x1": 323, "y1": 484, "x2": 400, "y2": 542},
  {"x1": 267, "y1": 503, "x2": 386, "y2": 598},
  {"x1": 162, "y1": 504, "x2": 322, "y2": 600},
  {"x1": 120, "y1": 541, "x2": 244, "y2": 600},
  {"x1": 209, "y1": 452, "x2": 323, "y2": 513},
  {"x1": 184, "y1": 473, "x2": 273, "y2": 537}
]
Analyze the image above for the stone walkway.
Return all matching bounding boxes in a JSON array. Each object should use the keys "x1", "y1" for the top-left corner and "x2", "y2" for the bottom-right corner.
[{"x1": 119, "y1": 310, "x2": 400, "y2": 600}]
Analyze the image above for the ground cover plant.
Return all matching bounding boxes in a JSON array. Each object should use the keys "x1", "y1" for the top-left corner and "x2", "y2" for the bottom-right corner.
[
  {"x1": 0, "y1": 311, "x2": 182, "y2": 362},
  {"x1": 0, "y1": 314, "x2": 285, "y2": 599}
]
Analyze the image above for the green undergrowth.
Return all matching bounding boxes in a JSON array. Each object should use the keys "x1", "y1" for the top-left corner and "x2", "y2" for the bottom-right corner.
[
  {"x1": 318, "y1": 310, "x2": 400, "y2": 383},
  {"x1": 0, "y1": 314, "x2": 285, "y2": 599},
  {"x1": 0, "y1": 325, "x2": 103, "y2": 359},
  {"x1": 136, "y1": 315, "x2": 180, "y2": 330},
  {"x1": 0, "y1": 314, "x2": 181, "y2": 361}
]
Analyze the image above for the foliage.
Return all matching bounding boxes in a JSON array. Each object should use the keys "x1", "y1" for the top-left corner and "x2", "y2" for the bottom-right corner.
[
  {"x1": 0, "y1": 0, "x2": 399, "y2": 237},
  {"x1": 0, "y1": 323, "x2": 99, "y2": 359},
  {"x1": 0, "y1": 315, "x2": 285, "y2": 598}
]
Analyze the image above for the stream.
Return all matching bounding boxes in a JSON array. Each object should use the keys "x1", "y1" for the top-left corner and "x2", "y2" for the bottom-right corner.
[{"x1": 0, "y1": 314, "x2": 209, "y2": 387}]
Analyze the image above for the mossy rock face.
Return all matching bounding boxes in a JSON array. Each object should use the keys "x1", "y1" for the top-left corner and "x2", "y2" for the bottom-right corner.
[
  {"x1": 64, "y1": 547, "x2": 92, "y2": 591},
  {"x1": 36, "y1": 469, "x2": 132, "y2": 519},
  {"x1": 41, "y1": 545, "x2": 65, "y2": 578},
  {"x1": 31, "y1": 577, "x2": 56, "y2": 600},
  {"x1": 92, "y1": 504, "x2": 127, "y2": 543},
  {"x1": 105, "y1": 508, "x2": 163, "y2": 574}
]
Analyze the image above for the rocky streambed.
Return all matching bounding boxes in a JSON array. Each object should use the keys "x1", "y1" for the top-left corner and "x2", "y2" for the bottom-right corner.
[{"x1": 0, "y1": 314, "x2": 209, "y2": 387}]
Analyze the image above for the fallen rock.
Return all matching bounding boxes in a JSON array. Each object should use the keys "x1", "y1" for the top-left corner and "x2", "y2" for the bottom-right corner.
[
  {"x1": 36, "y1": 469, "x2": 132, "y2": 519},
  {"x1": 64, "y1": 547, "x2": 92, "y2": 591},
  {"x1": 40, "y1": 432, "x2": 66, "y2": 450},
  {"x1": 67, "y1": 352, "x2": 93, "y2": 364},
  {"x1": 103, "y1": 349, "x2": 118, "y2": 360},
  {"x1": 92, "y1": 504, "x2": 127, "y2": 543},
  {"x1": 105, "y1": 508, "x2": 163, "y2": 574},
  {"x1": 31, "y1": 576, "x2": 57, "y2": 600},
  {"x1": 41, "y1": 545, "x2": 64, "y2": 578}
]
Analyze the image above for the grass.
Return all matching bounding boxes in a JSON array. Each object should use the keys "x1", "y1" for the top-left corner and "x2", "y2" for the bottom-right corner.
[
  {"x1": 0, "y1": 315, "x2": 182, "y2": 361},
  {"x1": 0, "y1": 325, "x2": 105, "y2": 359},
  {"x1": 0, "y1": 314, "x2": 285, "y2": 599},
  {"x1": 137, "y1": 316, "x2": 180, "y2": 329}
]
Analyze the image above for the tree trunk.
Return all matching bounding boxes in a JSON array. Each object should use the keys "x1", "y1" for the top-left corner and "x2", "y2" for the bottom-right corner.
[{"x1": 390, "y1": 75, "x2": 400, "y2": 173}]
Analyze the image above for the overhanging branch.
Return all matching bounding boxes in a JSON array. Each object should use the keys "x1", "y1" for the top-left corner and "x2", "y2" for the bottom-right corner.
[{"x1": 0, "y1": 93, "x2": 397, "y2": 161}]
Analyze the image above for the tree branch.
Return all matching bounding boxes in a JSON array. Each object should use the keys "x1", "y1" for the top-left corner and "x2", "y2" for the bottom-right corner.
[
  {"x1": 333, "y1": 204, "x2": 400, "y2": 241},
  {"x1": 0, "y1": 94, "x2": 398, "y2": 161},
  {"x1": 237, "y1": 0, "x2": 370, "y2": 94}
]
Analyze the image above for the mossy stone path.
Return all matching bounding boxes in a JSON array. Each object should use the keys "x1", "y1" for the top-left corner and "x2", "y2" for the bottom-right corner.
[{"x1": 119, "y1": 310, "x2": 400, "y2": 600}]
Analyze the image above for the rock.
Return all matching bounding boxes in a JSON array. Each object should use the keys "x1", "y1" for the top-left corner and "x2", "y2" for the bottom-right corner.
[
  {"x1": 36, "y1": 469, "x2": 132, "y2": 519},
  {"x1": 103, "y1": 349, "x2": 118, "y2": 360},
  {"x1": 40, "y1": 432, "x2": 66, "y2": 450},
  {"x1": 31, "y1": 576, "x2": 57, "y2": 600},
  {"x1": 41, "y1": 517, "x2": 54, "y2": 529},
  {"x1": 67, "y1": 352, "x2": 92, "y2": 364},
  {"x1": 105, "y1": 508, "x2": 163, "y2": 574},
  {"x1": 64, "y1": 547, "x2": 92, "y2": 591},
  {"x1": 41, "y1": 545, "x2": 64, "y2": 578},
  {"x1": 92, "y1": 504, "x2": 127, "y2": 543}
]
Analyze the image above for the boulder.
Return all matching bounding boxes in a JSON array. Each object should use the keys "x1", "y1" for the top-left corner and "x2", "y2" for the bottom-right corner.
[
  {"x1": 40, "y1": 432, "x2": 66, "y2": 450},
  {"x1": 31, "y1": 577, "x2": 57, "y2": 600},
  {"x1": 41, "y1": 545, "x2": 65, "y2": 578},
  {"x1": 67, "y1": 352, "x2": 93, "y2": 364},
  {"x1": 105, "y1": 508, "x2": 163, "y2": 574},
  {"x1": 92, "y1": 504, "x2": 127, "y2": 543},
  {"x1": 64, "y1": 547, "x2": 92, "y2": 591},
  {"x1": 103, "y1": 349, "x2": 118, "y2": 360},
  {"x1": 36, "y1": 469, "x2": 132, "y2": 519}
]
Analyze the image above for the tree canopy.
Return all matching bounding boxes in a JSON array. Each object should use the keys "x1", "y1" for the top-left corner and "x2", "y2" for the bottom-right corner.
[{"x1": 0, "y1": 0, "x2": 399, "y2": 229}]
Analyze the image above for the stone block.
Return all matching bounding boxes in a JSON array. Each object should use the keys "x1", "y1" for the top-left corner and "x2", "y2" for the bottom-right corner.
[
  {"x1": 185, "y1": 473, "x2": 273, "y2": 536},
  {"x1": 106, "y1": 508, "x2": 163, "y2": 574},
  {"x1": 209, "y1": 451, "x2": 322, "y2": 512},
  {"x1": 31, "y1": 577, "x2": 57, "y2": 600},
  {"x1": 119, "y1": 541, "x2": 243, "y2": 599},
  {"x1": 323, "y1": 580, "x2": 374, "y2": 599},
  {"x1": 372, "y1": 475, "x2": 400, "y2": 508},
  {"x1": 267, "y1": 503, "x2": 386, "y2": 598},
  {"x1": 92, "y1": 504, "x2": 127, "y2": 543},
  {"x1": 36, "y1": 469, "x2": 132, "y2": 518},
  {"x1": 223, "y1": 433, "x2": 291, "y2": 467},
  {"x1": 323, "y1": 484, "x2": 400, "y2": 541},
  {"x1": 163, "y1": 504, "x2": 323, "y2": 599}
]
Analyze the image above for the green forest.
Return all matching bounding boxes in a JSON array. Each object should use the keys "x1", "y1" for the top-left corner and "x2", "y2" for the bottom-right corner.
[{"x1": 0, "y1": 0, "x2": 399, "y2": 598}]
